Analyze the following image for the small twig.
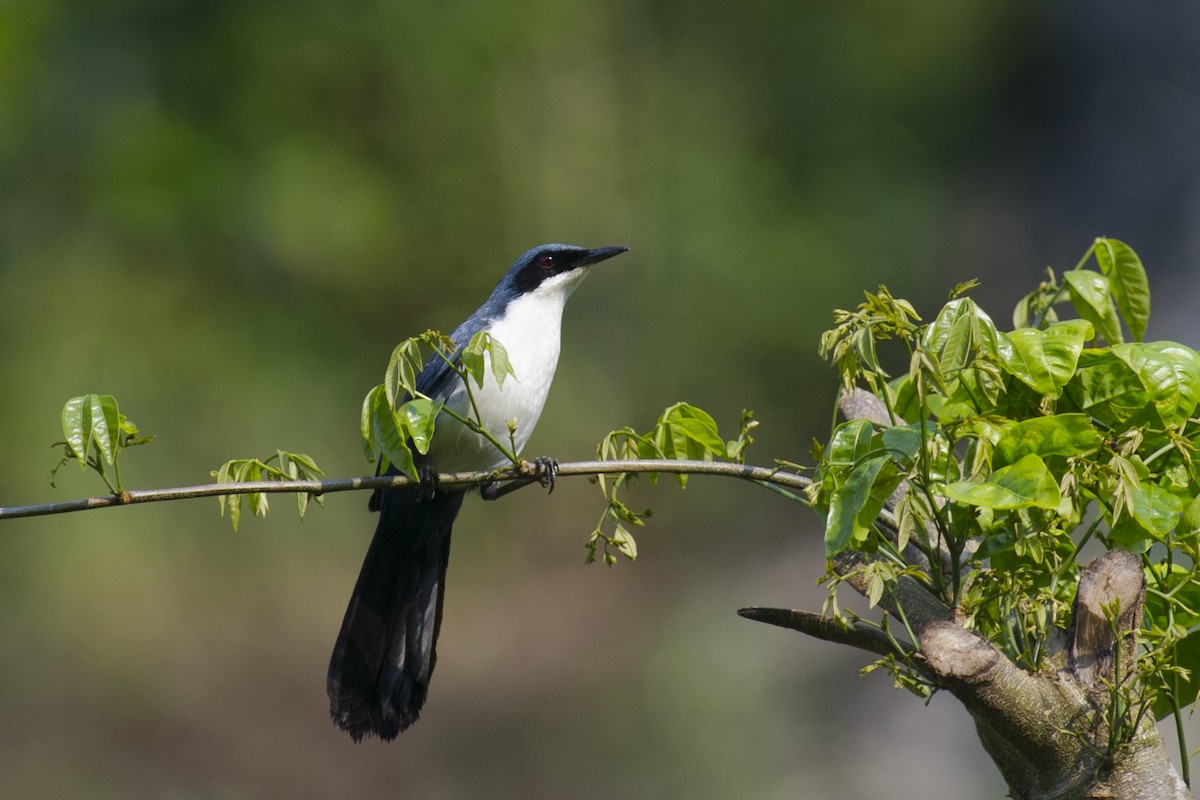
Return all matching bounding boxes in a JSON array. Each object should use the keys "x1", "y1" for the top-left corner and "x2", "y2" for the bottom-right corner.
[{"x1": 0, "y1": 459, "x2": 812, "y2": 521}]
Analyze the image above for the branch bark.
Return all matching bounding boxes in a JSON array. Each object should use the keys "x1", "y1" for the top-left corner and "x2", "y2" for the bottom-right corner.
[{"x1": 0, "y1": 458, "x2": 812, "y2": 521}]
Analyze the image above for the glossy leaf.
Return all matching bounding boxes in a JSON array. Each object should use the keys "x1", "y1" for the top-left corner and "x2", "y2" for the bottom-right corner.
[
  {"x1": 996, "y1": 320, "x2": 1092, "y2": 397},
  {"x1": 61, "y1": 395, "x2": 89, "y2": 467},
  {"x1": 826, "y1": 455, "x2": 888, "y2": 556},
  {"x1": 367, "y1": 385, "x2": 416, "y2": 478},
  {"x1": 942, "y1": 453, "x2": 1061, "y2": 511},
  {"x1": 1112, "y1": 342, "x2": 1200, "y2": 427},
  {"x1": 1065, "y1": 352, "x2": 1149, "y2": 425},
  {"x1": 400, "y1": 397, "x2": 443, "y2": 455},
  {"x1": 1129, "y1": 481, "x2": 1184, "y2": 539},
  {"x1": 827, "y1": 418, "x2": 874, "y2": 466},
  {"x1": 992, "y1": 414, "x2": 1101, "y2": 468},
  {"x1": 1093, "y1": 238, "x2": 1150, "y2": 342},
  {"x1": 651, "y1": 403, "x2": 726, "y2": 486},
  {"x1": 923, "y1": 297, "x2": 1001, "y2": 375},
  {"x1": 1063, "y1": 269, "x2": 1122, "y2": 345},
  {"x1": 90, "y1": 394, "x2": 120, "y2": 466}
]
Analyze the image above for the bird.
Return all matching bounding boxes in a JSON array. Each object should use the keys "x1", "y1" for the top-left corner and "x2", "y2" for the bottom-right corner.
[{"x1": 327, "y1": 243, "x2": 628, "y2": 742}]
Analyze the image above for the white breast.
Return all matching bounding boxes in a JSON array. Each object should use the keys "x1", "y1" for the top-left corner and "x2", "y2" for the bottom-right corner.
[{"x1": 429, "y1": 272, "x2": 585, "y2": 473}]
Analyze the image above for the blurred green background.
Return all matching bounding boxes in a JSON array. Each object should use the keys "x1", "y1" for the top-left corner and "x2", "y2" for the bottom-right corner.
[{"x1": 3, "y1": 1, "x2": 1200, "y2": 797}]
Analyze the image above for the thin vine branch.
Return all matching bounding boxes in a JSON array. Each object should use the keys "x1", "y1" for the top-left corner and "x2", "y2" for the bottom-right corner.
[{"x1": 0, "y1": 459, "x2": 812, "y2": 521}]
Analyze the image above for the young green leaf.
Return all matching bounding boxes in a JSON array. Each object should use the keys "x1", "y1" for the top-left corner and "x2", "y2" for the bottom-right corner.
[
  {"x1": 61, "y1": 395, "x2": 88, "y2": 468},
  {"x1": 827, "y1": 418, "x2": 875, "y2": 466},
  {"x1": 1129, "y1": 481, "x2": 1184, "y2": 539},
  {"x1": 367, "y1": 386, "x2": 417, "y2": 478},
  {"x1": 1093, "y1": 238, "x2": 1150, "y2": 342},
  {"x1": 992, "y1": 414, "x2": 1102, "y2": 469},
  {"x1": 1063, "y1": 269, "x2": 1123, "y2": 345},
  {"x1": 996, "y1": 320, "x2": 1093, "y2": 397},
  {"x1": 1112, "y1": 342, "x2": 1200, "y2": 428},
  {"x1": 462, "y1": 332, "x2": 517, "y2": 389},
  {"x1": 942, "y1": 453, "x2": 1061, "y2": 511},
  {"x1": 923, "y1": 298, "x2": 1001, "y2": 375},
  {"x1": 400, "y1": 397, "x2": 444, "y2": 456},
  {"x1": 825, "y1": 455, "x2": 888, "y2": 556},
  {"x1": 385, "y1": 338, "x2": 426, "y2": 407},
  {"x1": 1065, "y1": 351, "x2": 1150, "y2": 426},
  {"x1": 87, "y1": 395, "x2": 119, "y2": 466}
]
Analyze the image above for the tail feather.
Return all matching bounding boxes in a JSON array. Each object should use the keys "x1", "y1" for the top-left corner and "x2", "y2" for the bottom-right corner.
[{"x1": 327, "y1": 487, "x2": 465, "y2": 741}]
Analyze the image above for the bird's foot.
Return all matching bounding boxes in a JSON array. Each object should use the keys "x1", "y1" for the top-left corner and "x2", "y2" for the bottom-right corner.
[
  {"x1": 530, "y1": 456, "x2": 558, "y2": 494},
  {"x1": 418, "y1": 463, "x2": 439, "y2": 499},
  {"x1": 480, "y1": 480, "x2": 501, "y2": 501}
]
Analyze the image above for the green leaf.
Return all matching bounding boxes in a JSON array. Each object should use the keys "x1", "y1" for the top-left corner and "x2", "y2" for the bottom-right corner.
[
  {"x1": 662, "y1": 403, "x2": 725, "y2": 455},
  {"x1": 1112, "y1": 342, "x2": 1200, "y2": 427},
  {"x1": 881, "y1": 426, "x2": 921, "y2": 460},
  {"x1": 360, "y1": 387, "x2": 377, "y2": 456},
  {"x1": 367, "y1": 385, "x2": 417, "y2": 478},
  {"x1": 61, "y1": 395, "x2": 88, "y2": 468},
  {"x1": 1065, "y1": 350, "x2": 1149, "y2": 426},
  {"x1": 461, "y1": 335, "x2": 487, "y2": 387},
  {"x1": 1063, "y1": 269, "x2": 1123, "y2": 345},
  {"x1": 89, "y1": 394, "x2": 120, "y2": 466},
  {"x1": 992, "y1": 414, "x2": 1102, "y2": 469},
  {"x1": 1093, "y1": 238, "x2": 1150, "y2": 342},
  {"x1": 826, "y1": 455, "x2": 888, "y2": 556},
  {"x1": 827, "y1": 418, "x2": 874, "y2": 466},
  {"x1": 400, "y1": 397, "x2": 444, "y2": 456},
  {"x1": 285, "y1": 451, "x2": 324, "y2": 477},
  {"x1": 486, "y1": 336, "x2": 515, "y2": 387},
  {"x1": 610, "y1": 524, "x2": 638, "y2": 561},
  {"x1": 462, "y1": 331, "x2": 517, "y2": 389},
  {"x1": 1129, "y1": 482, "x2": 1184, "y2": 539},
  {"x1": 385, "y1": 338, "x2": 425, "y2": 407},
  {"x1": 942, "y1": 453, "x2": 1061, "y2": 511},
  {"x1": 996, "y1": 320, "x2": 1093, "y2": 397},
  {"x1": 922, "y1": 297, "x2": 1001, "y2": 375},
  {"x1": 1178, "y1": 495, "x2": 1200, "y2": 536},
  {"x1": 648, "y1": 403, "x2": 726, "y2": 486}
]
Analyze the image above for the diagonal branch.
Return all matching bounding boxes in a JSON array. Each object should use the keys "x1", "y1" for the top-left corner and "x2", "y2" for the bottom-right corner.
[{"x1": 738, "y1": 606, "x2": 921, "y2": 662}]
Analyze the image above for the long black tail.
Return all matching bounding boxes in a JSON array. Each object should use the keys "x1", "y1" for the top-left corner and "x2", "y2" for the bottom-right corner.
[{"x1": 327, "y1": 487, "x2": 466, "y2": 741}]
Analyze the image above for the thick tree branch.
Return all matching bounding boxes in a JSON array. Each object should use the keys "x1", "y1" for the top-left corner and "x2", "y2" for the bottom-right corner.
[
  {"x1": 1068, "y1": 549, "x2": 1146, "y2": 688},
  {"x1": 0, "y1": 458, "x2": 812, "y2": 521}
]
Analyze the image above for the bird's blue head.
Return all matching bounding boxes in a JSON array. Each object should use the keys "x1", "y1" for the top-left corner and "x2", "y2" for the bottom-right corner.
[{"x1": 486, "y1": 244, "x2": 628, "y2": 309}]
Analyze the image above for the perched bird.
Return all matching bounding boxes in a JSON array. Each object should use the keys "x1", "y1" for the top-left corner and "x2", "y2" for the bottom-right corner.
[{"x1": 328, "y1": 243, "x2": 628, "y2": 741}]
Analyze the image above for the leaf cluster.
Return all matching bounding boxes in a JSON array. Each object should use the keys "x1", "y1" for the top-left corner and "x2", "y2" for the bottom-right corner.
[
  {"x1": 812, "y1": 239, "x2": 1200, "y2": 747},
  {"x1": 590, "y1": 403, "x2": 758, "y2": 565},
  {"x1": 51, "y1": 393, "x2": 154, "y2": 493},
  {"x1": 360, "y1": 330, "x2": 517, "y2": 479},
  {"x1": 210, "y1": 451, "x2": 325, "y2": 530}
]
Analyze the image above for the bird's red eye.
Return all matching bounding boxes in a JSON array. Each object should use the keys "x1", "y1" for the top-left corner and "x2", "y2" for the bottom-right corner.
[{"x1": 537, "y1": 254, "x2": 555, "y2": 269}]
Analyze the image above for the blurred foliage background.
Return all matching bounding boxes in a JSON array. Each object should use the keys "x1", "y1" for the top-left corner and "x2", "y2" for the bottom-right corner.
[{"x1": 2, "y1": 1, "x2": 1200, "y2": 797}]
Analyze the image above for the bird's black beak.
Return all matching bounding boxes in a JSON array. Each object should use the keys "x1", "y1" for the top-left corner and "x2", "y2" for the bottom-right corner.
[{"x1": 577, "y1": 245, "x2": 629, "y2": 267}]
